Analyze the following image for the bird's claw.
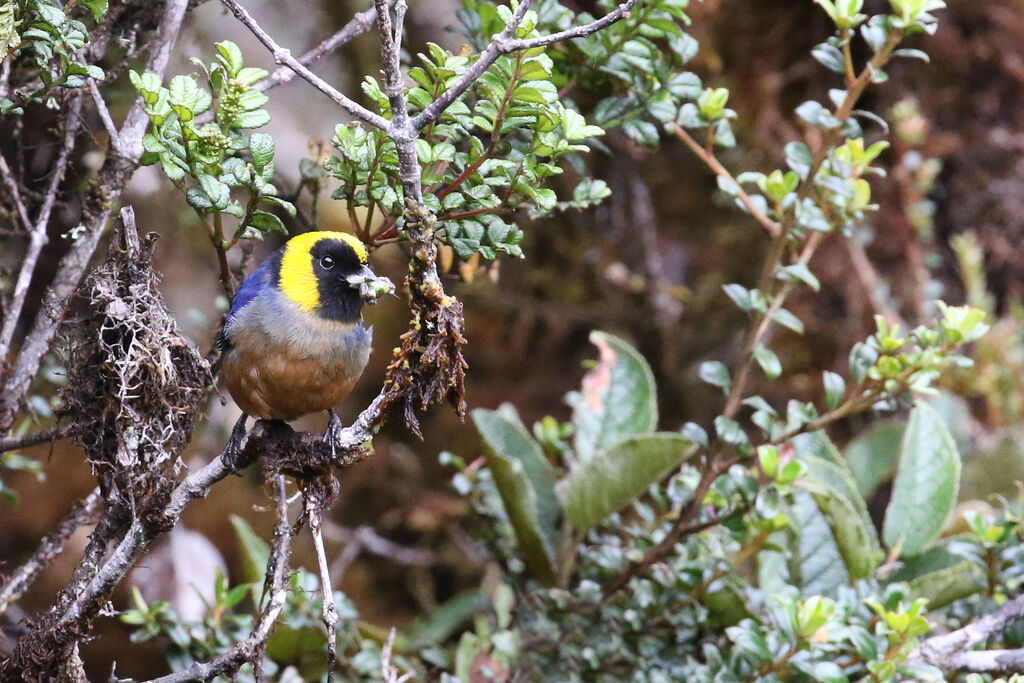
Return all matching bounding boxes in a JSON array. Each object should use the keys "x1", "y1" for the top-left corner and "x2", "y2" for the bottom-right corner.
[
  {"x1": 222, "y1": 414, "x2": 249, "y2": 476},
  {"x1": 324, "y1": 410, "x2": 344, "y2": 461}
]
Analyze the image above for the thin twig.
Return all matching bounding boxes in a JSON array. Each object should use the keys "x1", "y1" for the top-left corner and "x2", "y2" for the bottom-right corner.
[
  {"x1": 142, "y1": 476, "x2": 292, "y2": 683},
  {"x1": 411, "y1": 0, "x2": 637, "y2": 129},
  {"x1": 373, "y1": 0, "x2": 420, "y2": 203},
  {"x1": 0, "y1": 488, "x2": 103, "y2": 617},
  {"x1": 0, "y1": 422, "x2": 79, "y2": 454},
  {"x1": 0, "y1": 153, "x2": 33, "y2": 230},
  {"x1": 218, "y1": 0, "x2": 390, "y2": 130},
  {"x1": 87, "y1": 78, "x2": 120, "y2": 147},
  {"x1": 308, "y1": 500, "x2": 338, "y2": 683},
  {"x1": 322, "y1": 522, "x2": 438, "y2": 567},
  {"x1": 915, "y1": 593, "x2": 1024, "y2": 674},
  {"x1": 672, "y1": 123, "x2": 781, "y2": 237},
  {"x1": 0, "y1": 0, "x2": 192, "y2": 433},
  {"x1": 381, "y1": 627, "x2": 414, "y2": 683},
  {"x1": 0, "y1": 94, "x2": 83, "y2": 363},
  {"x1": 255, "y1": 3, "x2": 382, "y2": 92}
]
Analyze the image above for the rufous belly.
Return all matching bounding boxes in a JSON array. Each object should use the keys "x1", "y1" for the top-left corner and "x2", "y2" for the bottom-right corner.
[{"x1": 221, "y1": 347, "x2": 360, "y2": 421}]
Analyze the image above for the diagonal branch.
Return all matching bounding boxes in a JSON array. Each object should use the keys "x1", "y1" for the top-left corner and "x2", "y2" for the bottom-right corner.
[
  {"x1": 141, "y1": 475, "x2": 292, "y2": 683},
  {"x1": 0, "y1": 0, "x2": 192, "y2": 434},
  {"x1": 0, "y1": 487, "x2": 103, "y2": 617},
  {"x1": 915, "y1": 593, "x2": 1024, "y2": 673},
  {"x1": 218, "y1": 0, "x2": 390, "y2": 130},
  {"x1": 411, "y1": 0, "x2": 637, "y2": 130},
  {"x1": 0, "y1": 93, "x2": 83, "y2": 363},
  {"x1": 255, "y1": 3, "x2": 383, "y2": 92}
]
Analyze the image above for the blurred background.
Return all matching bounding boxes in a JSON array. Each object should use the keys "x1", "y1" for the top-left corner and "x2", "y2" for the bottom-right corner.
[{"x1": 2, "y1": 0, "x2": 1023, "y2": 677}]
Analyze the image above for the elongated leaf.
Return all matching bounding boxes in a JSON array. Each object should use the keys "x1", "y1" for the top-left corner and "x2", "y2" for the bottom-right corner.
[
  {"x1": 791, "y1": 430, "x2": 843, "y2": 466},
  {"x1": 560, "y1": 433, "x2": 695, "y2": 530},
  {"x1": 572, "y1": 331, "x2": 657, "y2": 461},
  {"x1": 798, "y1": 455, "x2": 882, "y2": 578},
  {"x1": 791, "y1": 490, "x2": 849, "y2": 597},
  {"x1": 845, "y1": 419, "x2": 905, "y2": 498},
  {"x1": 908, "y1": 562, "x2": 986, "y2": 609},
  {"x1": 473, "y1": 407, "x2": 560, "y2": 583},
  {"x1": 883, "y1": 402, "x2": 961, "y2": 557}
]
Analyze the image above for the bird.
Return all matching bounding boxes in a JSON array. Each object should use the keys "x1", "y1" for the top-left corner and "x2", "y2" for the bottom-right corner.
[{"x1": 216, "y1": 230, "x2": 392, "y2": 469}]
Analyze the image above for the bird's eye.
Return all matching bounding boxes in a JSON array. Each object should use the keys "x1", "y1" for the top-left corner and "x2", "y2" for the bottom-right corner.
[{"x1": 320, "y1": 255, "x2": 335, "y2": 269}]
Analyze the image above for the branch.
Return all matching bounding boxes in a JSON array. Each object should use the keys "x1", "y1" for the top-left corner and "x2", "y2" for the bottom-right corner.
[
  {"x1": 914, "y1": 594, "x2": 1024, "y2": 674},
  {"x1": 141, "y1": 476, "x2": 292, "y2": 683},
  {"x1": 373, "y1": 0, "x2": 420, "y2": 203},
  {"x1": 413, "y1": 0, "x2": 638, "y2": 130},
  {"x1": 307, "y1": 496, "x2": 338, "y2": 682},
  {"x1": 0, "y1": 152, "x2": 33, "y2": 231},
  {"x1": 0, "y1": 0, "x2": 192, "y2": 433},
  {"x1": 0, "y1": 422, "x2": 79, "y2": 454},
  {"x1": 255, "y1": 3, "x2": 382, "y2": 92},
  {"x1": 0, "y1": 488, "x2": 102, "y2": 617},
  {"x1": 0, "y1": 93, "x2": 83, "y2": 362},
  {"x1": 323, "y1": 523, "x2": 438, "y2": 567},
  {"x1": 218, "y1": 0, "x2": 390, "y2": 130},
  {"x1": 672, "y1": 123, "x2": 781, "y2": 237}
]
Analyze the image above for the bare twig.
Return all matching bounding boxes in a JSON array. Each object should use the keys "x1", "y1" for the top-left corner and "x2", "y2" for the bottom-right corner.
[
  {"x1": 142, "y1": 476, "x2": 292, "y2": 683},
  {"x1": 0, "y1": 488, "x2": 103, "y2": 617},
  {"x1": 255, "y1": 3, "x2": 383, "y2": 92},
  {"x1": 0, "y1": 0, "x2": 192, "y2": 433},
  {"x1": 307, "y1": 498, "x2": 338, "y2": 683},
  {"x1": 672, "y1": 123, "x2": 781, "y2": 237},
  {"x1": 87, "y1": 78, "x2": 120, "y2": 148},
  {"x1": 381, "y1": 628, "x2": 414, "y2": 683},
  {"x1": 844, "y1": 237, "x2": 904, "y2": 326},
  {"x1": 411, "y1": 0, "x2": 637, "y2": 129},
  {"x1": 323, "y1": 522, "x2": 437, "y2": 567},
  {"x1": 915, "y1": 593, "x2": 1024, "y2": 674},
  {"x1": 373, "y1": 0, "x2": 420, "y2": 202},
  {"x1": 0, "y1": 94, "x2": 83, "y2": 363},
  {"x1": 0, "y1": 422, "x2": 79, "y2": 454},
  {"x1": 218, "y1": 0, "x2": 390, "y2": 129},
  {"x1": 0, "y1": 153, "x2": 33, "y2": 231}
]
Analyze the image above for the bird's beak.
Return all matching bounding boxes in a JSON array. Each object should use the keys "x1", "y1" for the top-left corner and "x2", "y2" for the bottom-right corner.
[{"x1": 347, "y1": 265, "x2": 395, "y2": 304}]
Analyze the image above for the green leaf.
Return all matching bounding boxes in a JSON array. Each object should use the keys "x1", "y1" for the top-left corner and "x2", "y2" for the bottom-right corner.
[
  {"x1": 559, "y1": 433, "x2": 696, "y2": 530},
  {"x1": 473, "y1": 407, "x2": 561, "y2": 584},
  {"x1": 249, "y1": 132, "x2": 274, "y2": 171},
  {"x1": 699, "y1": 360, "x2": 731, "y2": 394},
  {"x1": 572, "y1": 331, "x2": 658, "y2": 462},
  {"x1": 772, "y1": 308, "x2": 805, "y2": 334},
  {"x1": 248, "y1": 211, "x2": 286, "y2": 235},
  {"x1": 892, "y1": 546, "x2": 988, "y2": 609},
  {"x1": 823, "y1": 371, "x2": 845, "y2": 410},
  {"x1": 216, "y1": 40, "x2": 245, "y2": 77},
  {"x1": 845, "y1": 419, "x2": 904, "y2": 498},
  {"x1": 753, "y1": 346, "x2": 781, "y2": 379},
  {"x1": 792, "y1": 490, "x2": 850, "y2": 597},
  {"x1": 796, "y1": 449, "x2": 882, "y2": 578},
  {"x1": 198, "y1": 174, "x2": 230, "y2": 210},
  {"x1": 883, "y1": 402, "x2": 961, "y2": 557},
  {"x1": 232, "y1": 109, "x2": 271, "y2": 129},
  {"x1": 81, "y1": 0, "x2": 108, "y2": 21},
  {"x1": 229, "y1": 515, "x2": 269, "y2": 588}
]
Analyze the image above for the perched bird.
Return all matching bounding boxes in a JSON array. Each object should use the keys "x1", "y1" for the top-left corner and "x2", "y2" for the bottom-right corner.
[{"x1": 217, "y1": 230, "x2": 393, "y2": 467}]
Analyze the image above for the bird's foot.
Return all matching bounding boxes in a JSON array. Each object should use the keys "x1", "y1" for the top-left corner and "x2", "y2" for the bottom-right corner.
[
  {"x1": 222, "y1": 413, "x2": 249, "y2": 475},
  {"x1": 324, "y1": 409, "x2": 344, "y2": 461}
]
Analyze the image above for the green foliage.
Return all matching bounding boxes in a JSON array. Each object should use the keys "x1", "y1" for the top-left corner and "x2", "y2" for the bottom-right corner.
[
  {"x1": 473, "y1": 405, "x2": 562, "y2": 583},
  {"x1": 560, "y1": 433, "x2": 695, "y2": 530},
  {"x1": 0, "y1": 0, "x2": 107, "y2": 115},
  {"x1": 114, "y1": 0, "x2": 1024, "y2": 680},
  {"x1": 0, "y1": 450, "x2": 44, "y2": 504},
  {"x1": 883, "y1": 402, "x2": 961, "y2": 557},
  {"x1": 132, "y1": 41, "x2": 295, "y2": 249}
]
